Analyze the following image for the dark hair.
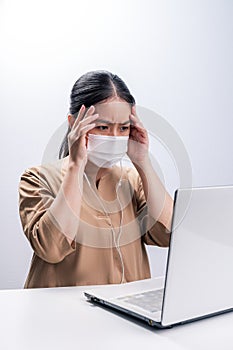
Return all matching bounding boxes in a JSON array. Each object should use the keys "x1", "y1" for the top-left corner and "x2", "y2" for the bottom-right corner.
[{"x1": 59, "y1": 70, "x2": 136, "y2": 159}]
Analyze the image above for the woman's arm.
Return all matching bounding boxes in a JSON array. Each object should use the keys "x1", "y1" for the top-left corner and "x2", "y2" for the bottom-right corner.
[
  {"x1": 51, "y1": 105, "x2": 99, "y2": 241},
  {"x1": 18, "y1": 165, "x2": 80, "y2": 264},
  {"x1": 128, "y1": 106, "x2": 173, "y2": 235},
  {"x1": 48, "y1": 161, "x2": 85, "y2": 246},
  {"x1": 19, "y1": 105, "x2": 99, "y2": 263},
  {"x1": 133, "y1": 157, "x2": 173, "y2": 232}
]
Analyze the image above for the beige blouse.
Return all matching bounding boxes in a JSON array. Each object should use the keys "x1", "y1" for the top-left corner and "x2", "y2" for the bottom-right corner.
[{"x1": 18, "y1": 156, "x2": 171, "y2": 288}]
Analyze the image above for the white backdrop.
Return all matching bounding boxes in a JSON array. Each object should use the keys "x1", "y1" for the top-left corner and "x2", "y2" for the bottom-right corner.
[{"x1": 0, "y1": 0, "x2": 232, "y2": 289}]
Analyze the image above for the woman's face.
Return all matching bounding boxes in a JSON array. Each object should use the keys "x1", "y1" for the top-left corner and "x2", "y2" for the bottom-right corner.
[{"x1": 88, "y1": 100, "x2": 131, "y2": 137}]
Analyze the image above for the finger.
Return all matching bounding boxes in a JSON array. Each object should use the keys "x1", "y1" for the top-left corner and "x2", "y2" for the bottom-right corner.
[
  {"x1": 72, "y1": 105, "x2": 95, "y2": 130},
  {"x1": 79, "y1": 123, "x2": 96, "y2": 136},
  {"x1": 130, "y1": 118, "x2": 148, "y2": 140},
  {"x1": 130, "y1": 129, "x2": 147, "y2": 141},
  {"x1": 130, "y1": 114, "x2": 144, "y2": 129},
  {"x1": 131, "y1": 105, "x2": 140, "y2": 121},
  {"x1": 132, "y1": 105, "x2": 136, "y2": 115},
  {"x1": 73, "y1": 113, "x2": 99, "y2": 132},
  {"x1": 69, "y1": 123, "x2": 96, "y2": 148},
  {"x1": 72, "y1": 104, "x2": 86, "y2": 129},
  {"x1": 83, "y1": 105, "x2": 95, "y2": 119},
  {"x1": 130, "y1": 112, "x2": 140, "y2": 122}
]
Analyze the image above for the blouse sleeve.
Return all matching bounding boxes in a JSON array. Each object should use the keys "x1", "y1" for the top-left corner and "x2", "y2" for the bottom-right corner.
[
  {"x1": 18, "y1": 167, "x2": 76, "y2": 264},
  {"x1": 135, "y1": 171, "x2": 171, "y2": 247}
]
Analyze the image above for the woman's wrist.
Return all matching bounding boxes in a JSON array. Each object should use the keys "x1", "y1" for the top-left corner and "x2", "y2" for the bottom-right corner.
[
  {"x1": 132, "y1": 154, "x2": 151, "y2": 171},
  {"x1": 68, "y1": 159, "x2": 86, "y2": 174}
]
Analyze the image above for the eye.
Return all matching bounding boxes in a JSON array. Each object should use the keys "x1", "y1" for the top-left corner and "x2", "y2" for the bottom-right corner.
[
  {"x1": 120, "y1": 126, "x2": 130, "y2": 132},
  {"x1": 95, "y1": 125, "x2": 109, "y2": 131}
]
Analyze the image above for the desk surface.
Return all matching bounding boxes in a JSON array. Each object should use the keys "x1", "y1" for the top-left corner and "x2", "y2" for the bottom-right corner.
[{"x1": 0, "y1": 285, "x2": 232, "y2": 350}]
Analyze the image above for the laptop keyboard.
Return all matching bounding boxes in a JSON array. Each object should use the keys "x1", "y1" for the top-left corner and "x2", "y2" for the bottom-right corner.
[{"x1": 116, "y1": 288, "x2": 164, "y2": 313}]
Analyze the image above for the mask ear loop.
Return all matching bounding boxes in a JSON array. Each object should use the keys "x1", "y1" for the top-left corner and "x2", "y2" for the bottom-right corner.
[{"x1": 84, "y1": 164, "x2": 125, "y2": 284}]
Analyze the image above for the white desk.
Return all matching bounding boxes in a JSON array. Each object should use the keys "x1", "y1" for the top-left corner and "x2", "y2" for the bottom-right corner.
[{"x1": 0, "y1": 285, "x2": 232, "y2": 350}]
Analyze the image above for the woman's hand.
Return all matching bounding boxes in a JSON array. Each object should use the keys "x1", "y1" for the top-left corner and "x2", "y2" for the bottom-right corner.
[
  {"x1": 127, "y1": 105, "x2": 149, "y2": 165},
  {"x1": 68, "y1": 105, "x2": 99, "y2": 167}
]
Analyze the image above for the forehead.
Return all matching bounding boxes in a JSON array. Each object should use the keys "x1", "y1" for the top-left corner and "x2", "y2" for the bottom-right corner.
[{"x1": 94, "y1": 101, "x2": 131, "y2": 123}]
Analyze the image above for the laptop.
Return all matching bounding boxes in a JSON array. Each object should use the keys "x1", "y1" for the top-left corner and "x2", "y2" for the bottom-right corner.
[{"x1": 84, "y1": 185, "x2": 233, "y2": 328}]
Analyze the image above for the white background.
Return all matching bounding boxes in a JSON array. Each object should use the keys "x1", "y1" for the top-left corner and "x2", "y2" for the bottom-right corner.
[{"x1": 0, "y1": 0, "x2": 232, "y2": 289}]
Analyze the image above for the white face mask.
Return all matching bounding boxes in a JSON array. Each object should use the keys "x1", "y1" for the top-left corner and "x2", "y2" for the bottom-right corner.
[{"x1": 87, "y1": 134, "x2": 129, "y2": 168}]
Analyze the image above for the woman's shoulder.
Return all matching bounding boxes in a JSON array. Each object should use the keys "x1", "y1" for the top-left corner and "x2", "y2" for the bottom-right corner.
[{"x1": 19, "y1": 157, "x2": 68, "y2": 185}]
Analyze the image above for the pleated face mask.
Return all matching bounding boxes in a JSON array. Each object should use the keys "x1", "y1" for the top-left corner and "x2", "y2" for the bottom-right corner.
[{"x1": 87, "y1": 134, "x2": 129, "y2": 168}]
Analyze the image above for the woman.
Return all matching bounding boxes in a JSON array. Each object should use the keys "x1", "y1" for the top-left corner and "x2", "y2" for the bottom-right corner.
[{"x1": 18, "y1": 70, "x2": 173, "y2": 288}]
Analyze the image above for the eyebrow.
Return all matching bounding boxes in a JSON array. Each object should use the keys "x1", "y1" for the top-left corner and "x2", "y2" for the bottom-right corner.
[{"x1": 95, "y1": 119, "x2": 131, "y2": 125}]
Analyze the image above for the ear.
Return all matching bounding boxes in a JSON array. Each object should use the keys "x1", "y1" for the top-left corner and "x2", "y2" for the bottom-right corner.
[{"x1": 67, "y1": 114, "x2": 75, "y2": 129}]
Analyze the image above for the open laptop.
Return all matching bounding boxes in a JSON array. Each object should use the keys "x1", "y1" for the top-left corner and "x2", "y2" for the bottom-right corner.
[{"x1": 84, "y1": 185, "x2": 233, "y2": 328}]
